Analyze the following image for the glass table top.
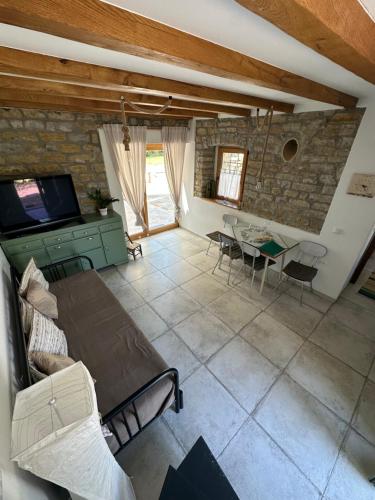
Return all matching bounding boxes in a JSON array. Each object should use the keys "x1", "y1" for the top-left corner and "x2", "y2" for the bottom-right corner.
[{"x1": 233, "y1": 223, "x2": 299, "y2": 257}]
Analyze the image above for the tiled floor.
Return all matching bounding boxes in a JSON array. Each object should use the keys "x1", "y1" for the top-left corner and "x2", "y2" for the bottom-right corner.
[{"x1": 100, "y1": 228, "x2": 375, "y2": 500}]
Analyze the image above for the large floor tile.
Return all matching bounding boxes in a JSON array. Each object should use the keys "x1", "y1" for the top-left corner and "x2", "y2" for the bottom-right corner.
[
  {"x1": 208, "y1": 337, "x2": 279, "y2": 413},
  {"x1": 310, "y1": 316, "x2": 375, "y2": 375},
  {"x1": 128, "y1": 303, "x2": 168, "y2": 341},
  {"x1": 328, "y1": 297, "x2": 375, "y2": 341},
  {"x1": 207, "y1": 291, "x2": 261, "y2": 333},
  {"x1": 168, "y1": 241, "x2": 203, "y2": 258},
  {"x1": 352, "y1": 380, "x2": 375, "y2": 446},
  {"x1": 136, "y1": 237, "x2": 164, "y2": 255},
  {"x1": 99, "y1": 267, "x2": 126, "y2": 289},
  {"x1": 161, "y1": 260, "x2": 202, "y2": 285},
  {"x1": 149, "y1": 288, "x2": 200, "y2": 326},
  {"x1": 181, "y1": 274, "x2": 228, "y2": 306},
  {"x1": 255, "y1": 375, "x2": 347, "y2": 491},
  {"x1": 266, "y1": 293, "x2": 323, "y2": 337},
  {"x1": 116, "y1": 284, "x2": 145, "y2": 312},
  {"x1": 286, "y1": 284, "x2": 334, "y2": 313},
  {"x1": 152, "y1": 330, "x2": 201, "y2": 382},
  {"x1": 241, "y1": 312, "x2": 303, "y2": 368},
  {"x1": 117, "y1": 259, "x2": 156, "y2": 282},
  {"x1": 117, "y1": 419, "x2": 185, "y2": 500},
  {"x1": 324, "y1": 430, "x2": 375, "y2": 500},
  {"x1": 144, "y1": 249, "x2": 182, "y2": 270},
  {"x1": 219, "y1": 418, "x2": 320, "y2": 500},
  {"x1": 173, "y1": 309, "x2": 234, "y2": 362},
  {"x1": 186, "y1": 251, "x2": 218, "y2": 272},
  {"x1": 287, "y1": 342, "x2": 364, "y2": 422},
  {"x1": 132, "y1": 271, "x2": 176, "y2": 301},
  {"x1": 233, "y1": 277, "x2": 281, "y2": 310},
  {"x1": 369, "y1": 361, "x2": 375, "y2": 383},
  {"x1": 151, "y1": 231, "x2": 181, "y2": 247},
  {"x1": 164, "y1": 366, "x2": 247, "y2": 457}
]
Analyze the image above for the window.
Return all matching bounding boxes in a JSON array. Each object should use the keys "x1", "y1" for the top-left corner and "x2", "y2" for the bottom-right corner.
[{"x1": 216, "y1": 146, "x2": 248, "y2": 205}]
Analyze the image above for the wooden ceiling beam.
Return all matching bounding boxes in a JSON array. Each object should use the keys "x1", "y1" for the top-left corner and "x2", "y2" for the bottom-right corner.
[
  {"x1": 0, "y1": 90, "x2": 219, "y2": 118},
  {"x1": 0, "y1": 47, "x2": 293, "y2": 113},
  {"x1": 0, "y1": 75, "x2": 252, "y2": 116},
  {"x1": 0, "y1": 0, "x2": 358, "y2": 107},
  {"x1": 236, "y1": 0, "x2": 375, "y2": 84}
]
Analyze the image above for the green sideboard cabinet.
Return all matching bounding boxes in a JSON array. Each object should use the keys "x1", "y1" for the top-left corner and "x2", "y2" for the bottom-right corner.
[{"x1": 0, "y1": 211, "x2": 128, "y2": 274}]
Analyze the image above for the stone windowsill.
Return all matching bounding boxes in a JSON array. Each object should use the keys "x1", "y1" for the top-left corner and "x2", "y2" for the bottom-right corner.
[{"x1": 201, "y1": 198, "x2": 240, "y2": 210}]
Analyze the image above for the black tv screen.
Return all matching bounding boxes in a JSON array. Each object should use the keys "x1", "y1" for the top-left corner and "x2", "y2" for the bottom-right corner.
[{"x1": 0, "y1": 174, "x2": 81, "y2": 236}]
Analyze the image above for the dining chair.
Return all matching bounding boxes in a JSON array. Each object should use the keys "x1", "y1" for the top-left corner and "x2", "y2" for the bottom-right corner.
[
  {"x1": 233, "y1": 240, "x2": 276, "y2": 288},
  {"x1": 125, "y1": 231, "x2": 143, "y2": 260},
  {"x1": 205, "y1": 213, "x2": 239, "y2": 255},
  {"x1": 212, "y1": 233, "x2": 242, "y2": 284},
  {"x1": 281, "y1": 241, "x2": 327, "y2": 304}
]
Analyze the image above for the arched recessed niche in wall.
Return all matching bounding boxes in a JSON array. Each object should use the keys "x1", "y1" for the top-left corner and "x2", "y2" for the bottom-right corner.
[{"x1": 282, "y1": 138, "x2": 299, "y2": 162}]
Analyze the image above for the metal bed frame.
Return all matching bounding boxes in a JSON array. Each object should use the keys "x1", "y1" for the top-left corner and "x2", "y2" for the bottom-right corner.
[{"x1": 10, "y1": 255, "x2": 183, "y2": 454}]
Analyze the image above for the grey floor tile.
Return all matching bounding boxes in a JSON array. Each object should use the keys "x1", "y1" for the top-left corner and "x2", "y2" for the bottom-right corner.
[
  {"x1": 173, "y1": 309, "x2": 234, "y2": 362},
  {"x1": 207, "y1": 291, "x2": 261, "y2": 333},
  {"x1": 255, "y1": 375, "x2": 347, "y2": 491},
  {"x1": 219, "y1": 418, "x2": 320, "y2": 500},
  {"x1": 117, "y1": 259, "x2": 156, "y2": 282},
  {"x1": 164, "y1": 366, "x2": 247, "y2": 457},
  {"x1": 369, "y1": 361, "x2": 375, "y2": 383},
  {"x1": 287, "y1": 342, "x2": 364, "y2": 422},
  {"x1": 266, "y1": 293, "x2": 323, "y2": 337},
  {"x1": 144, "y1": 249, "x2": 182, "y2": 270},
  {"x1": 99, "y1": 267, "x2": 126, "y2": 289},
  {"x1": 241, "y1": 312, "x2": 303, "y2": 368},
  {"x1": 161, "y1": 260, "x2": 202, "y2": 285},
  {"x1": 136, "y1": 237, "x2": 164, "y2": 255},
  {"x1": 208, "y1": 337, "x2": 279, "y2": 413},
  {"x1": 117, "y1": 419, "x2": 185, "y2": 500},
  {"x1": 128, "y1": 303, "x2": 168, "y2": 341},
  {"x1": 186, "y1": 251, "x2": 219, "y2": 272},
  {"x1": 328, "y1": 297, "x2": 375, "y2": 342},
  {"x1": 286, "y1": 284, "x2": 334, "y2": 313},
  {"x1": 168, "y1": 241, "x2": 203, "y2": 258},
  {"x1": 152, "y1": 330, "x2": 201, "y2": 382},
  {"x1": 116, "y1": 284, "x2": 145, "y2": 312},
  {"x1": 310, "y1": 316, "x2": 375, "y2": 375},
  {"x1": 132, "y1": 271, "x2": 176, "y2": 301},
  {"x1": 151, "y1": 232, "x2": 182, "y2": 247},
  {"x1": 149, "y1": 288, "x2": 200, "y2": 326},
  {"x1": 233, "y1": 277, "x2": 281, "y2": 310},
  {"x1": 324, "y1": 430, "x2": 375, "y2": 500},
  {"x1": 181, "y1": 274, "x2": 228, "y2": 306},
  {"x1": 352, "y1": 380, "x2": 375, "y2": 446}
]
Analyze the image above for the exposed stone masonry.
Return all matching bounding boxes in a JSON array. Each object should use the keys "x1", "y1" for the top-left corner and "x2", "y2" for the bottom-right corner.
[
  {"x1": 195, "y1": 109, "x2": 364, "y2": 233},
  {"x1": 0, "y1": 108, "x2": 188, "y2": 214}
]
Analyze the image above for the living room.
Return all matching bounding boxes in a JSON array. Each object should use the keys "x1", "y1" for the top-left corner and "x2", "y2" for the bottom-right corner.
[{"x1": 0, "y1": 1, "x2": 375, "y2": 499}]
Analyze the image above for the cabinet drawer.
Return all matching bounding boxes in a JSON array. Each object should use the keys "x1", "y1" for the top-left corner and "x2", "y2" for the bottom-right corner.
[
  {"x1": 47, "y1": 242, "x2": 74, "y2": 261},
  {"x1": 99, "y1": 222, "x2": 122, "y2": 233},
  {"x1": 11, "y1": 249, "x2": 51, "y2": 274},
  {"x1": 81, "y1": 247, "x2": 107, "y2": 270},
  {"x1": 102, "y1": 229, "x2": 128, "y2": 265},
  {"x1": 73, "y1": 227, "x2": 98, "y2": 239},
  {"x1": 73, "y1": 234, "x2": 101, "y2": 253},
  {"x1": 6, "y1": 239, "x2": 44, "y2": 256},
  {"x1": 43, "y1": 232, "x2": 73, "y2": 246}
]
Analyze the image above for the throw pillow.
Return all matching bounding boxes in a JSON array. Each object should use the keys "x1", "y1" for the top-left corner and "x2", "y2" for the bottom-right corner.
[
  {"x1": 26, "y1": 279, "x2": 58, "y2": 319},
  {"x1": 28, "y1": 310, "x2": 68, "y2": 357},
  {"x1": 19, "y1": 257, "x2": 49, "y2": 297},
  {"x1": 29, "y1": 351, "x2": 75, "y2": 375},
  {"x1": 19, "y1": 297, "x2": 34, "y2": 335}
]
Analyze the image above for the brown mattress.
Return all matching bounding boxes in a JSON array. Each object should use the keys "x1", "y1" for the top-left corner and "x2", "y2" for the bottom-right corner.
[{"x1": 50, "y1": 270, "x2": 174, "y2": 448}]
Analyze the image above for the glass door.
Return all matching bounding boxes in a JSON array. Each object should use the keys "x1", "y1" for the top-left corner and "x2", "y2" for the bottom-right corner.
[{"x1": 123, "y1": 144, "x2": 177, "y2": 238}]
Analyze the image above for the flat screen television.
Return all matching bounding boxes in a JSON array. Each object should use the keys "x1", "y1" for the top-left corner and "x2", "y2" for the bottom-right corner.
[{"x1": 0, "y1": 174, "x2": 81, "y2": 236}]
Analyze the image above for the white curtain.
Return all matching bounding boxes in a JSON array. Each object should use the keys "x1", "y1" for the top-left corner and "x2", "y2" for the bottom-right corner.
[
  {"x1": 103, "y1": 124, "x2": 147, "y2": 229},
  {"x1": 161, "y1": 126, "x2": 188, "y2": 220}
]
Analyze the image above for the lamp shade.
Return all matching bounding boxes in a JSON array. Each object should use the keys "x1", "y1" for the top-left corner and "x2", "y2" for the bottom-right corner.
[{"x1": 11, "y1": 361, "x2": 135, "y2": 500}]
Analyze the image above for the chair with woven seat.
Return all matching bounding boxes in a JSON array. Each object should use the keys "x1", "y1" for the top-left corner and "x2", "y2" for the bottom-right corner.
[
  {"x1": 125, "y1": 231, "x2": 143, "y2": 260},
  {"x1": 233, "y1": 240, "x2": 276, "y2": 288},
  {"x1": 206, "y1": 213, "x2": 238, "y2": 255},
  {"x1": 281, "y1": 241, "x2": 327, "y2": 304},
  {"x1": 212, "y1": 233, "x2": 242, "y2": 284}
]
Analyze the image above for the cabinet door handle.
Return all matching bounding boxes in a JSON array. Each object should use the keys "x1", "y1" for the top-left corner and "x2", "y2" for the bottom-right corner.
[
  {"x1": 56, "y1": 245, "x2": 61, "y2": 249},
  {"x1": 23, "y1": 244, "x2": 29, "y2": 249},
  {"x1": 57, "y1": 237, "x2": 61, "y2": 241},
  {"x1": 87, "y1": 237, "x2": 93, "y2": 240},
  {"x1": 84, "y1": 231, "x2": 88, "y2": 235}
]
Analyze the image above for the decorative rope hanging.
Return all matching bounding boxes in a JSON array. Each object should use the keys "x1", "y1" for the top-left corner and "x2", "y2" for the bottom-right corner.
[
  {"x1": 255, "y1": 106, "x2": 274, "y2": 191},
  {"x1": 120, "y1": 95, "x2": 172, "y2": 151}
]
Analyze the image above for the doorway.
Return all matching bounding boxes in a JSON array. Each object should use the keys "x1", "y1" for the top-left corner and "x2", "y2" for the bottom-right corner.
[{"x1": 124, "y1": 143, "x2": 178, "y2": 238}]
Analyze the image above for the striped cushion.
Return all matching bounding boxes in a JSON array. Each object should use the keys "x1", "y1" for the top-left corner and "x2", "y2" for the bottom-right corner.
[{"x1": 28, "y1": 310, "x2": 67, "y2": 356}]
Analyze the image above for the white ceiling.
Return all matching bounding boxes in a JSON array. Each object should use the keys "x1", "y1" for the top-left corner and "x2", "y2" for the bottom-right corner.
[{"x1": 0, "y1": 0, "x2": 374, "y2": 111}]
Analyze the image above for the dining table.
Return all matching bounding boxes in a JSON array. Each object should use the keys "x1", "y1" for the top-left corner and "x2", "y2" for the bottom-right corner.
[{"x1": 232, "y1": 223, "x2": 299, "y2": 294}]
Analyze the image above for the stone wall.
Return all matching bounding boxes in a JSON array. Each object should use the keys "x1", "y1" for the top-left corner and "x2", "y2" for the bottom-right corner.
[
  {"x1": 195, "y1": 108, "x2": 364, "y2": 233},
  {"x1": 0, "y1": 107, "x2": 188, "y2": 214}
]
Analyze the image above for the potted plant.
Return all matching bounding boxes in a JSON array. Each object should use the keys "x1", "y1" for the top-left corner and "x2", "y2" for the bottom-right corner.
[{"x1": 87, "y1": 188, "x2": 119, "y2": 216}]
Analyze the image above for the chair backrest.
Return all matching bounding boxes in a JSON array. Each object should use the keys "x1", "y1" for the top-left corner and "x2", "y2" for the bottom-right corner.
[
  {"x1": 298, "y1": 241, "x2": 327, "y2": 266},
  {"x1": 219, "y1": 233, "x2": 236, "y2": 247},
  {"x1": 223, "y1": 214, "x2": 238, "y2": 228},
  {"x1": 242, "y1": 241, "x2": 261, "y2": 259}
]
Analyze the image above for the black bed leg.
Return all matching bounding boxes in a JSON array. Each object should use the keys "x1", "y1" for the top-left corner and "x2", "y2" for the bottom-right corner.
[{"x1": 179, "y1": 389, "x2": 184, "y2": 410}]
